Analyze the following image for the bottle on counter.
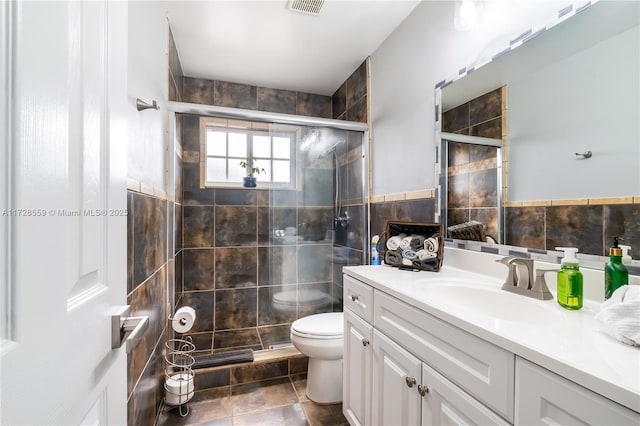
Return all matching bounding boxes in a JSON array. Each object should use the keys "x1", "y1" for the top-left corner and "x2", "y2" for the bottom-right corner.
[
  {"x1": 371, "y1": 235, "x2": 380, "y2": 265},
  {"x1": 556, "y1": 247, "x2": 583, "y2": 310},
  {"x1": 605, "y1": 237, "x2": 629, "y2": 300}
]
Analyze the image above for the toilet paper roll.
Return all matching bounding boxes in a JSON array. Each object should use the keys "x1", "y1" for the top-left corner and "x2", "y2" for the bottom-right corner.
[
  {"x1": 165, "y1": 372, "x2": 194, "y2": 406},
  {"x1": 172, "y1": 306, "x2": 196, "y2": 333}
]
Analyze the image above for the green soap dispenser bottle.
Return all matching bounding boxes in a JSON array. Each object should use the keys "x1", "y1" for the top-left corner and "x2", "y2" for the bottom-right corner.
[
  {"x1": 605, "y1": 237, "x2": 629, "y2": 300},
  {"x1": 556, "y1": 247, "x2": 583, "y2": 310}
]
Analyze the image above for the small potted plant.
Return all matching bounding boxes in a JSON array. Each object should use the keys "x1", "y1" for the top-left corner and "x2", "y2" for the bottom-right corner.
[{"x1": 239, "y1": 157, "x2": 265, "y2": 188}]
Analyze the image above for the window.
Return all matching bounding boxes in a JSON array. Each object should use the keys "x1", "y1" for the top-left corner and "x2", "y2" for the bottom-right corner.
[{"x1": 201, "y1": 118, "x2": 296, "y2": 188}]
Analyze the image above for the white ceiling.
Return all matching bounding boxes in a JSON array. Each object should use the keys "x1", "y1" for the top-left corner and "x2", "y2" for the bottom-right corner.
[{"x1": 164, "y1": 1, "x2": 421, "y2": 96}]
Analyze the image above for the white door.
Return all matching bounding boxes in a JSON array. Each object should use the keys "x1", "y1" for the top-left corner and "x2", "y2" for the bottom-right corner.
[
  {"x1": 1, "y1": 1, "x2": 129, "y2": 424},
  {"x1": 372, "y1": 329, "x2": 422, "y2": 426}
]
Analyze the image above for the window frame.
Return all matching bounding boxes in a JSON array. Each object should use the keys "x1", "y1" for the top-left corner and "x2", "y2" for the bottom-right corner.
[{"x1": 199, "y1": 117, "x2": 297, "y2": 189}]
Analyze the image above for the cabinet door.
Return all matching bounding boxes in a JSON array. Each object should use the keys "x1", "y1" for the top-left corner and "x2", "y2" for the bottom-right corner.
[
  {"x1": 372, "y1": 329, "x2": 422, "y2": 426},
  {"x1": 516, "y1": 357, "x2": 640, "y2": 425},
  {"x1": 344, "y1": 309, "x2": 373, "y2": 426},
  {"x1": 421, "y1": 363, "x2": 509, "y2": 426}
]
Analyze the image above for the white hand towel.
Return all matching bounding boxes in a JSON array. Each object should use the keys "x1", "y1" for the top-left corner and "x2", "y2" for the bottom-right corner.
[
  {"x1": 595, "y1": 285, "x2": 640, "y2": 347},
  {"x1": 400, "y1": 236, "x2": 413, "y2": 250},
  {"x1": 424, "y1": 237, "x2": 439, "y2": 254},
  {"x1": 386, "y1": 235, "x2": 403, "y2": 251}
]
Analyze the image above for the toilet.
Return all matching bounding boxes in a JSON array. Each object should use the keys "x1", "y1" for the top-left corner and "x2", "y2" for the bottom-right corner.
[{"x1": 290, "y1": 312, "x2": 344, "y2": 404}]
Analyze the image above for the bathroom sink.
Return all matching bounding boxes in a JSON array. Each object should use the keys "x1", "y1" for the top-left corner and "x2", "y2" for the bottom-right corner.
[{"x1": 420, "y1": 283, "x2": 562, "y2": 324}]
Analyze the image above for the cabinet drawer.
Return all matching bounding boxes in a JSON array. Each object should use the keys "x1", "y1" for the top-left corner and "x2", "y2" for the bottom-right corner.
[
  {"x1": 422, "y1": 362, "x2": 509, "y2": 426},
  {"x1": 516, "y1": 357, "x2": 640, "y2": 425},
  {"x1": 344, "y1": 275, "x2": 374, "y2": 323},
  {"x1": 374, "y1": 290, "x2": 514, "y2": 422}
]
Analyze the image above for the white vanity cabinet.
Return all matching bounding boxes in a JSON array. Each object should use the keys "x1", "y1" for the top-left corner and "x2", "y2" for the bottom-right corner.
[
  {"x1": 515, "y1": 357, "x2": 640, "y2": 425},
  {"x1": 344, "y1": 274, "x2": 513, "y2": 426}
]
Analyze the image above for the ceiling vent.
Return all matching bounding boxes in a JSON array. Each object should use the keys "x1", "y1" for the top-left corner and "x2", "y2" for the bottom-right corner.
[{"x1": 287, "y1": 0, "x2": 325, "y2": 16}]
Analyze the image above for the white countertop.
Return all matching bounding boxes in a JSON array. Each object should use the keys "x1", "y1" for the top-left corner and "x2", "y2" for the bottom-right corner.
[{"x1": 343, "y1": 258, "x2": 640, "y2": 413}]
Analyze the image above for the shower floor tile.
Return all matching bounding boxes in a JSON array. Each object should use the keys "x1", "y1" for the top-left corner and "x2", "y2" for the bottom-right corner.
[{"x1": 156, "y1": 374, "x2": 348, "y2": 426}]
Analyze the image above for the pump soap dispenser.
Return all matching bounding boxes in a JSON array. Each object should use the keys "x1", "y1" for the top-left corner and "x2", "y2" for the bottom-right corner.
[
  {"x1": 556, "y1": 247, "x2": 583, "y2": 310},
  {"x1": 605, "y1": 237, "x2": 629, "y2": 300}
]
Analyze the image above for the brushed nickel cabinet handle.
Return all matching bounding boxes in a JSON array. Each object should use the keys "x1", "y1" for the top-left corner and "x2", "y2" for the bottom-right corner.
[
  {"x1": 405, "y1": 376, "x2": 416, "y2": 388},
  {"x1": 418, "y1": 384, "x2": 429, "y2": 396},
  {"x1": 349, "y1": 294, "x2": 359, "y2": 302},
  {"x1": 362, "y1": 338, "x2": 370, "y2": 347}
]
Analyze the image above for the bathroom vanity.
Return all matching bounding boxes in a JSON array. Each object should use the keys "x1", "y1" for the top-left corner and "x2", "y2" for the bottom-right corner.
[{"x1": 342, "y1": 249, "x2": 640, "y2": 425}]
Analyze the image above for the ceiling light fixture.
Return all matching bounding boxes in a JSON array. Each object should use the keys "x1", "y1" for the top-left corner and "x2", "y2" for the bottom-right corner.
[
  {"x1": 454, "y1": 0, "x2": 482, "y2": 31},
  {"x1": 287, "y1": 0, "x2": 325, "y2": 16}
]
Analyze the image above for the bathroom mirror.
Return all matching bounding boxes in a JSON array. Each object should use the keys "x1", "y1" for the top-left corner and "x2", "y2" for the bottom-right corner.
[{"x1": 436, "y1": 0, "x2": 640, "y2": 257}]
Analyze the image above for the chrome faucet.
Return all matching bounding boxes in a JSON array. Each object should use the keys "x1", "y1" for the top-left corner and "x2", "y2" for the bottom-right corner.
[{"x1": 496, "y1": 256, "x2": 554, "y2": 300}]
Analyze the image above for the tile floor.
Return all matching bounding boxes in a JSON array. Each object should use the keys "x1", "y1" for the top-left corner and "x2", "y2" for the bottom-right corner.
[{"x1": 157, "y1": 374, "x2": 349, "y2": 426}]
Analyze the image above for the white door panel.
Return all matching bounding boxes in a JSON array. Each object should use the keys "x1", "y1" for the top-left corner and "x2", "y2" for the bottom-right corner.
[{"x1": 1, "y1": 1, "x2": 128, "y2": 424}]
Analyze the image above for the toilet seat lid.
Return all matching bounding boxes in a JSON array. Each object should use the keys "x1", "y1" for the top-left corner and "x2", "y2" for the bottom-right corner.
[{"x1": 291, "y1": 312, "x2": 343, "y2": 337}]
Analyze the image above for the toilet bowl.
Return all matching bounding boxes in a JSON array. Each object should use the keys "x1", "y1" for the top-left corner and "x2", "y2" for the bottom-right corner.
[{"x1": 290, "y1": 312, "x2": 344, "y2": 404}]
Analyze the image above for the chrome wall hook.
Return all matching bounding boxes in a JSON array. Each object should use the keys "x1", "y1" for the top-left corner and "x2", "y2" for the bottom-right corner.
[
  {"x1": 575, "y1": 151, "x2": 592, "y2": 159},
  {"x1": 136, "y1": 98, "x2": 160, "y2": 111}
]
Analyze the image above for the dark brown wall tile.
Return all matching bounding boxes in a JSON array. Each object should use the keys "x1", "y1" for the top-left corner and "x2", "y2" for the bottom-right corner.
[
  {"x1": 298, "y1": 244, "x2": 332, "y2": 283},
  {"x1": 471, "y1": 117, "x2": 502, "y2": 139},
  {"x1": 448, "y1": 142, "x2": 470, "y2": 167},
  {"x1": 215, "y1": 188, "x2": 257, "y2": 206},
  {"x1": 257, "y1": 325, "x2": 292, "y2": 349},
  {"x1": 447, "y1": 173, "x2": 470, "y2": 209},
  {"x1": 469, "y1": 87, "x2": 501, "y2": 125},
  {"x1": 181, "y1": 114, "x2": 200, "y2": 151},
  {"x1": 231, "y1": 360, "x2": 289, "y2": 385},
  {"x1": 346, "y1": 62, "x2": 367, "y2": 108},
  {"x1": 469, "y1": 168, "x2": 497, "y2": 208},
  {"x1": 258, "y1": 285, "x2": 297, "y2": 326},
  {"x1": 183, "y1": 206, "x2": 215, "y2": 248},
  {"x1": 604, "y1": 204, "x2": 640, "y2": 252},
  {"x1": 214, "y1": 328, "x2": 261, "y2": 349},
  {"x1": 257, "y1": 87, "x2": 296, "y2": 114},
  {"x1": 180, "y1": 331, "x2": 214, "y2": 352},
  {"x1": 215, "y1": 247, "x2": 257, "y2": 289},
  {"x1": 183, "y1": 77, "x2": 215, "y2": 105},
  {"x1": 132, "y1": 193, "x2": 167, "y2": 287},
  {"x1": 174, "y1": 203, "x2": 183, "y2": 254},
  {"x1": 183, "y1": 249, "x2": 215, "y2": 291},
  {"x1": 127, "y1": 191, "x2": 134, "y2": 293},
  {"x1": 504, "y1": 206, "x2": 546, "y2": 250},
  {"x1": 469, "y1": 144, "x2": 498, "y2": 163},
  {"x1": 296, "y1": 93, "x2": 332, "y2": 118},
  {"x1": 298, "y1": 207, "x2": 333, "y2": 242},
  {"x1": 470, "y1": 208, "x2": 498, "y2": 240},
  {"x1": 289, "y1": 357, "x2": 308, "y2": 375},
  {"x1": 215, "y1": 288, "x2": 257, "y2": 330},
  {"x1": 179, "y1": 291, "x2": 214, "y2": 332},
  {"x1": 346, "y1": 96, "x2": 367, "y2": 123},
  {"x1": 443, "y1": 103, "x2": 469, "y2": 133},
  {"x1": 448, "y1": 208, "x2": 470, "y2": 228},
  {"x1": 332, "y1": 82, "x2": 347, "y2": 119},
  {"x1": 195, "y1": 368, "x2": 231, "y2": 391},
  {"x1": 258, "y1": 246, "x2": 297, "y2": 285},
  {"x1": 215, "y1": 206, "x2": 257, "y2": 246},
  {"x1": 214, "y1": 81, "x2": 257, "y2": 110},
  {"x1": 297, "y1": 282, "x2": 332, "y2": 318},
  {"x1": 302, "y1": 168, "x2": 334, "y2": 207},
  {"x1": 546, "y1": 205, "x2": 603, "y2": 254},
  {"x1": 370, "y1": 202, "x2": 393, "y2": 237},
  {"x1": 395, "y1": 198, "x2": 436, "y2": 224}
]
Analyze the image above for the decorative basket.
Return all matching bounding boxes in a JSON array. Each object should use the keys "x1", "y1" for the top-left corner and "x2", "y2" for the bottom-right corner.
[{"x1": 379, "y1": 221, "x2": 444, "y2": 272}]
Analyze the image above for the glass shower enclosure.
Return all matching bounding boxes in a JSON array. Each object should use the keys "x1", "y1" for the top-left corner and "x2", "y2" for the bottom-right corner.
[{"x1": 169, "y1": 104, "x2": 368, "y2": 354}]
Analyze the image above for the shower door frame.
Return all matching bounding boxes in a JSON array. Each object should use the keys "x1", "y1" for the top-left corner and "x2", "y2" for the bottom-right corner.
[{"x1": 167, "y1": 101, "x2": 370, "y2": 266}]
